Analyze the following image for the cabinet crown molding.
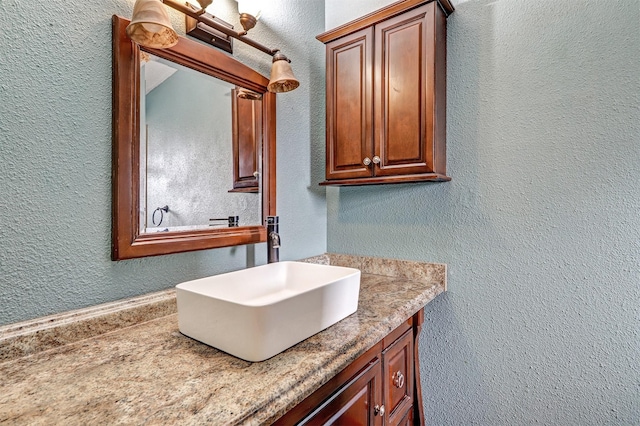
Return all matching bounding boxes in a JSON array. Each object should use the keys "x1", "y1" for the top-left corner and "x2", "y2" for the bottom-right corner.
[{"x1": 317, "y1": 0, "x2": 454, "y2": 43}]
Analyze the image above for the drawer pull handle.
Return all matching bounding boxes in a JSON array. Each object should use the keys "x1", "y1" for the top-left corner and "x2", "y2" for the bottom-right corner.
[
  {"x1": 374, "y1": 404, "x2": 385, "y2": 417},
  {"x1": 372, "y1": 155, "x2": 381, "y2": 165},
  {"x1": 363, "y1": 157, "x2": 372, "y2": 166},
  {"x1": 392, "y1": 371, "x2": 405, "y2": 388}
]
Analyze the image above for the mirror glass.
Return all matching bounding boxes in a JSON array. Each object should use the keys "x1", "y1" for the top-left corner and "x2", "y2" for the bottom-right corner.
[{"x1": 139, "y1": 53, "x2": 261, "y2": 233}]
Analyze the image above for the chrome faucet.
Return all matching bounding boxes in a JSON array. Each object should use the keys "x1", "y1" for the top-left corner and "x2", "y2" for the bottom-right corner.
[{"x1": 266, "y1": 216, "x2": 280, "y2": 263}]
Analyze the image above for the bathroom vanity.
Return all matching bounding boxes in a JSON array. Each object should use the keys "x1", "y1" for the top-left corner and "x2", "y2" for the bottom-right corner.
[
  {"x1": 274, "y1": 310, "x2": 423, "y2": 425},
  {"x1": 0, "y1": 255, "x2": 445, "y2": 425}
]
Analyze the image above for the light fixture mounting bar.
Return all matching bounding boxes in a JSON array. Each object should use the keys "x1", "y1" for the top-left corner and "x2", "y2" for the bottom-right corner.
[{"x1": 162, "y1": 0, "x2": 279, "y2": 56}]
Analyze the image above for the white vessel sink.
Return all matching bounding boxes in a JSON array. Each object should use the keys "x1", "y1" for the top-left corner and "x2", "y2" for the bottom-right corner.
[{"x1": 176, "y1": 261, "x2": 361, "y2": 362}]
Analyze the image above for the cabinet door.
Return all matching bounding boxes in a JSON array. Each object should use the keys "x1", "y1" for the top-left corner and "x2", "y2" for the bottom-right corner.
[
  {"x1": 395, "y1": 407, "x2": 413, "y2": 426},
  {"x1": 374, "y1": 3, "x2": 436, "y2": 177},
  {"x1": 325, "y1": 27, "x2": 374, "y2": 180},
  {"x1": 299, "y1": 358, "x2": 383, "y2": 426},
  {"x1": 383, "y1": 330, "x2": 414, "y2": 425}
]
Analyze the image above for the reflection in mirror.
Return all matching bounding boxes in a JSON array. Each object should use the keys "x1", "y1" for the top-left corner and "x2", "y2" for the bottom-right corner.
[{"x1": 139, "y1": 53, "x2": 262, "y2": 233}]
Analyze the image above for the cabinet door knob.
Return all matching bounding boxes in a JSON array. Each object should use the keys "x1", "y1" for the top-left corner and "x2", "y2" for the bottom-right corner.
[
  {"x1": 374, "y1": 404, "x2": 385, "y2": 417},
  {"x1": 392, "y1": 371, "x2": 405, "y2": 388},
  {"x1": 372, "y1": 155, "x2": 381, "y2": 165},
  {"x1": 363, "y1": 157, "x2": 372, "y2": 166}
]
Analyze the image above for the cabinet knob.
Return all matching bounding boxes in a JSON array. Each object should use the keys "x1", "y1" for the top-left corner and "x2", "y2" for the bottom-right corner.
[
  {"x1": 392, "y1": 371, "x2": 405, "y2": 388},
  {"x1": 363, "y1": 157, "x2": 372, "y2": 166},
  {"x1": 372, "y1": 156, "x2": 381, "y2": 165},
  {"x1": 374, "y1": 404, "x2": 385, "y2": 417}
]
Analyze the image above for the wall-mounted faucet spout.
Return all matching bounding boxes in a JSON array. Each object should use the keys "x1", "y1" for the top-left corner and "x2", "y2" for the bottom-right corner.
[{"x1": 266, "y1": 216, "x2": 280, "y2": 263}]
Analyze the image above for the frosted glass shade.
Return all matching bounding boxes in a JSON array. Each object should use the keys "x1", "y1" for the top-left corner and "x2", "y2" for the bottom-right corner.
[
  {"x1": 126, "y1": 0, "x2": 178, "y2": 49},
  {"x1": 268, "y1": 55, "x2": 300, "y2": 93},
  {"x1": 237, "y1": 0, "x2": 262, "y2": 20},
  {"x1": 186, "y1": 0, "x2": 215, "y2": 13}
]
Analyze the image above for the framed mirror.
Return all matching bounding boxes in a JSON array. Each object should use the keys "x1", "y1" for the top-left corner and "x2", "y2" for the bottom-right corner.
[{"x1": 112, "y1": 15, "x2": 276, "y2": 260}]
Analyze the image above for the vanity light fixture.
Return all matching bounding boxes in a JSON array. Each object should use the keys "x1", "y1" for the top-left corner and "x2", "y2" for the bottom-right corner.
[{"x1": 126, "y1": 0, "x2": 300, "y2": 93}]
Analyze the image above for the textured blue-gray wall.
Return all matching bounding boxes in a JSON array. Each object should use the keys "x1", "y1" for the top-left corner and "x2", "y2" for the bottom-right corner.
[
  {"x1": 2, "y1": 0, "x2": 639, "y2": 423},
  {"x1": 0, "y1": 0, "x2": 326, "y2": 325},
  {"x1": 326, "y1": 0, "x2": 640, "y2": 424}
]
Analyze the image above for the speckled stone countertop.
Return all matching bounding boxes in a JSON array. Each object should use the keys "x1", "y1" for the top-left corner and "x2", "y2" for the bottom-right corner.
[{"x1": 0, "y1": 254, "x2": 445, "y2": 425}]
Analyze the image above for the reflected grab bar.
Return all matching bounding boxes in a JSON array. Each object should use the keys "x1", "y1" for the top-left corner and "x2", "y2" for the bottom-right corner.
[{"x1": 209, "y1": 216, "x2": 239, "y2": 227}]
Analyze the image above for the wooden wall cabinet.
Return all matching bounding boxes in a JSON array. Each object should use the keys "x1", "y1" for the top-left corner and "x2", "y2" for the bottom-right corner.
[
  {"x1": 230, "y1": 87, "x2": 262, "y2": 193},
  {"x1": 318, "y1": 0, "x2": 454, "y2": 186},
  {"x1": 274, "y1": 310, "x2": 426, "y2": 426}
]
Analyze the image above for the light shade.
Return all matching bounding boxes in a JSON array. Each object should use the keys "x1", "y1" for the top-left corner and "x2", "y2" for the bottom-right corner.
[
  {"x1": 237, "y1": 88, "x2": 262, "y2": 100},
  {"x1": 237, "y1": 0, "x2": 261, "y2": 32},
  {"x1": 237, "y1": 0, "x2": 262, "y2": 20},
  {"x1": 267, "y1": 52, "x2": 300, "y2": 93},
  {"x1": 186, "y1": 0, "x2": 214, "y2": 13},
  {"x1": 196, "y1": 0, "x2": 213, "y2": 9},
  {"x1": 126, "y1": 0, "x2": 179, "y2": 49}
]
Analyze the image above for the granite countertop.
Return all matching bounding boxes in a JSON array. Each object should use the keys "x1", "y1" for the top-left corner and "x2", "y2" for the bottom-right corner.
[{"x1": 0, "y1": 254, "x2": 445, "y2": 425}]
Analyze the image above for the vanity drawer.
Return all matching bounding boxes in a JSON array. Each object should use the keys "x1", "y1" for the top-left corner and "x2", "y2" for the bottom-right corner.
[{"x1": 383, "y1": 329, "x2": 414, "y2": 425}]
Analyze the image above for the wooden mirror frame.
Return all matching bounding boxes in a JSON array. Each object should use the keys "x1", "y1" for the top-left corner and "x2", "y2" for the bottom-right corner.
[{"x1": 112, "y1": 15, "x2": 276, "y2": 260}]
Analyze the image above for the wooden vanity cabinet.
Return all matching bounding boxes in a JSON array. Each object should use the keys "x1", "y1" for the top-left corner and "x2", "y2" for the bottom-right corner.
[
  {"x1": 318, "y1": 0, "x2": 453, "y2": 186},
  {"x1": 274, "y1": 310, "x2": 425, "y2": 426}
]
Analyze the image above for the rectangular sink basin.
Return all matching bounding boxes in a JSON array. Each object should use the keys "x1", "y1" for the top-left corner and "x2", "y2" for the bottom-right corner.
[{"x1": 176, "y1": 261, "x2": 361, "y2": 362}]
